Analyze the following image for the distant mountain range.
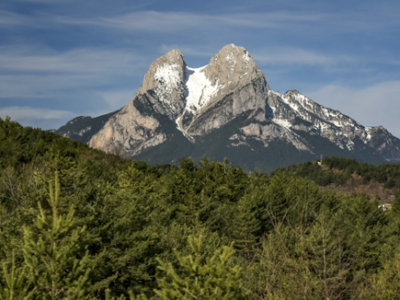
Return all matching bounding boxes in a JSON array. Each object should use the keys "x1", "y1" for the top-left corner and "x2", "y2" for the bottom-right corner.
[{"x1": 55, "y1": 44, "x2": 400, "y2": 172}]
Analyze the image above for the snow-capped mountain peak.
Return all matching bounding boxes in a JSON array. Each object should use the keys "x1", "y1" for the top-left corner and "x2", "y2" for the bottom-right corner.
[{"x1": 55, "y1": 44, "x2": 400, "y2": 171}]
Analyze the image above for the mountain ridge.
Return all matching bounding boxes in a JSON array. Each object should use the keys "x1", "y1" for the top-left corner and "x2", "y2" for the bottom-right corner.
[{"x1": 55, "y1": 44, "x2": 400, "y2": 171}]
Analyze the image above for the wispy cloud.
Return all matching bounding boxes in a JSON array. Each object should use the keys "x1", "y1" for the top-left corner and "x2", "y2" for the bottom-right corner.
[
  {"x1": 0, "y1": 10, "x2": 27, "y2": 26},
  {"x1": 4, "y1": 8, "x2": 398, "y2": 34},
  {"x1": 99, "y1": 89, "x2": 136, "y2": 109},
  {"x1": 159, "y1": 44, "x2": 216, "y2": 58},
  {"x1": 34, "y1": 9, "x2": 400, "y2": 36},
  {"x1": 0, "y1": 46, "x2": 149, "y2": 74},
  {"x1": 0, "y1": 106, "x2": 73, "y2": 120},
  {"x1": 55, "y1": 11, "x2": 324, "y2": 32},
  {"x1": 0, "y1": 46, "x2": 150, "y2": 99},
  {"x1": 252, "y1": 47, "x2": 356, "y2": 66}
]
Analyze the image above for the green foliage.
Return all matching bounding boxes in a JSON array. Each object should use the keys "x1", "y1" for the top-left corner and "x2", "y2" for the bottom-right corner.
[
  {"x1": 0, "y1": 250, "x2": 29, "y2": 300},
  {"x1": 155, "y1": 235, "x2": 245, "y2": 299},
  {"x1": 371, "y1": 250, "x2": 400, "y2": 300},
  {"x1": 22, "y1": 171, "x2": 93, "y2": 299},
  {"x1": 1, "y1": 117, "x2": 400, "y2": 299},
  {"x1": 323, "y1": 157, "x2": 400, "y2": 189},
  {"x1": 232, "y1": 193, "x2": 261, "y2": 259}
]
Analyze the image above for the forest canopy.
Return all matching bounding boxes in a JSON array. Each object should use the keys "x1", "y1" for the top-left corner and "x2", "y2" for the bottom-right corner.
[{"x1": 1, "y1": 117, "x2": 400, "y2": 300}]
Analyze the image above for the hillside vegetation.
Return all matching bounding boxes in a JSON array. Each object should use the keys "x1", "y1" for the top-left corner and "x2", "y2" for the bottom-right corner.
[
  {"x1": 278, "y1": 157, "x2": 400, "y2": 206},
  {"x1": 2, "y1": 117, "x2": 400, "y2": 300}
]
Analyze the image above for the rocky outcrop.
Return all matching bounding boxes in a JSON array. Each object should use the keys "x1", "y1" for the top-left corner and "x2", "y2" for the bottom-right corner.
[
  {"x1": 56, "y1": 43, "x2": 400, "y2": 166},
  {"x1": 55, "y1": 111, "x2": 118, "y2": 144},
  {"x1": 88, "y1": 49, "x2": 187, "y2": 156},
  {"x1": 137, "y1": 49, "x2": 186, "y2": 119},
  {"x1": 237, "y1": 123, "x2": 311, "y2": 151},
  {"x1": 202, "y1": 44, "x2": 267, "y2": 103},
  {"x1": 365, "y1": 126, "x2": 400, "y2": 161},
  {"x1": 180, "y1": 44, "x2": 270, "y2": 137},
  {"x1": 89, "y1": 96, "x2": 167, "y2": 156},
  {"x1": 89, "y1": 44, "x2": 273, "y2": 153},
  {"x1": 263, "y1": 89, "x2": 400, "y2": 161}
]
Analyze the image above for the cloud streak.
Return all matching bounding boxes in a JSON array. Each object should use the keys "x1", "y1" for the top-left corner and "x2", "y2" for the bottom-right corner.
[
  {"x1": 52, "y1": 11, "x2": 326, "y2": 32},
  {"x1": 252, "y1": 47, "x2": 356, "y2": 66},
  {"x1": 0, "y1": 46, "x2": 151, "y2": 99},
  {"x1": 3, "y1": 8, "x2": 399, "y2": 34},
  {"x1": 0, "y1": 106, "x2": 73, "y2": 120},
  {"x1": 0, "y1": 46, "x2": 149, "y2": 75}
]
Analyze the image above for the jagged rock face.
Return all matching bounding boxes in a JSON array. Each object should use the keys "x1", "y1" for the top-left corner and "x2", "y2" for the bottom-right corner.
[
  {"x1": 62, "y1": 43, "x2": 400, "y2": 168},
  {"x1": 55, "y1": 111, "x2": 118, "y2": 144},
  {"x1": 89, "y1": 44, "x2": 272, "y2": 154},
  {"x1": 202, "y1": 44, "x2": 267, "y2": 103},
  {"x1": 178, "y1": 44, "x2": 269, "y2": 137},
  {"x1": 264, "y1": 90, "x2": 400, "y2": 162},
  {"x1": 89, "y1": 96, "x2": 167, "y2": 156},
  {"x1": 89, "y1": 49, "x2": 187, "y2": 156},
  {"x1": 137, "y1": 49, "x2": 186, "y2": 119},
  {"x1": 365, "y1": 126, "x2": 400, "y2": 161},
  {"x1": 236, "y1": 123, "x2": 311, "y2": 151}
]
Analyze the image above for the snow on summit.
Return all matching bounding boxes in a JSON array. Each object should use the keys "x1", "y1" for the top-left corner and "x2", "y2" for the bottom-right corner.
[
  {"x1": 154, "y1": 63, "x2": 181, "y2": 106},
  {"x1": 184, "y1": 66, "x2": 219, "y2": 112}
]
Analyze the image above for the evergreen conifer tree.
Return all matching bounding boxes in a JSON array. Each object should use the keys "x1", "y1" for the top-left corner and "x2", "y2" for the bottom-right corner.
[
  {"x1": 21, "y1": 171, "x2": 93, "y2": 300},
  {"x1": 155, "y1": 235, "x2": 245, "y2": 300},
  {"x1": 0, "y1": 250, "x2": 29, "y2": 300},
  {"x1": 232, "y1": 194, "x2": 261, "y2": 259}
]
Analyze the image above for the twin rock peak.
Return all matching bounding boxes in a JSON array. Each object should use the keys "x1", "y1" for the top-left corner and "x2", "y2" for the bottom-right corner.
[
  {"x1": 58, "y1": 44, "x2": 400, "y2": 172},
  {"x1": 90, "y1": 44, "x2": 269, "y2": 153}
]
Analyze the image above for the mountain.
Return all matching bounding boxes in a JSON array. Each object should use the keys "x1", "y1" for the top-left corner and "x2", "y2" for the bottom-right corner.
[
  {"x1": 57, "y1": 44, "x2": 400, "y2": 172},
  {"x1": 55, "y1": 111, "x2": 118, "y2": 144}
]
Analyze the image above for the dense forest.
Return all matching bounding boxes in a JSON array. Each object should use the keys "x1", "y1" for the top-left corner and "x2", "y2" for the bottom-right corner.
[
  {"x1": 279, "y1": 157, "x2": 400, "y2": 190},
  {"x1": 2, "y1": 116, "x2": 400, "y2": 299}
]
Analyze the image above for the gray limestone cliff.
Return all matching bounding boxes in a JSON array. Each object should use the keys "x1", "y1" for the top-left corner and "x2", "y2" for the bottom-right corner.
[
  {"x1": 89, "y1": 49, "x2": 187, "y2": 156},
  {"x1": 180, "y1": 44, "x2": 270, "y2": 137},
  {"x1": 89, "y1": 44, "x2": 273, "y2": 155},
  {"x1": 54, "y1": 43, "x2": 400, "y2": 168}
]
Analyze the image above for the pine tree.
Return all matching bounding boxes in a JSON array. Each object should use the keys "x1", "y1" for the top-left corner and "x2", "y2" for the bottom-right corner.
[
  {"x1": 0, "y1": 250, "x2": 30, "y2": 300},
  {"x1": 232, "y1": 194, "x2": 261, "y2": 259},
  {"x1": 155, "y1": 235, "x2": 245, "y2": 300},
  {"x1": 21, "y1": 171, "x2": 93, "y2": 300},
  {"x1": 371, "y1": 249, "x2": 400, "y2": 300}
]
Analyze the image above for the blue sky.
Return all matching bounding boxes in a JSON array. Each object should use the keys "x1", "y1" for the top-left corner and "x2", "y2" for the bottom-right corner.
[{"x1": 1, "y1": 0, "x2": 400, "y2": 137}]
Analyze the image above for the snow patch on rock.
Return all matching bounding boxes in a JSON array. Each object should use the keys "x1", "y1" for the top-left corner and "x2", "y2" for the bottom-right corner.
[
  {"x1": 154, "y1": 63, "x2": 182, "y2": 107},
  {"x1": 274, "y1": 118, "x2": 292, "y2": 128},
  {"x1": 184, "y1": 66, "x2": 219, "y2": 112}
]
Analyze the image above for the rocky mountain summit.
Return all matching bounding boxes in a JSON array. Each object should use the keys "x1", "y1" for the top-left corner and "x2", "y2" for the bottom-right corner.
[{"x1": 56, "y1": 44, "x2": 400, "y2": 172}]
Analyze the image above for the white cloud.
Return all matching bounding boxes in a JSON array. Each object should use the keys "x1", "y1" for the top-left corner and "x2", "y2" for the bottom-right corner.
[
  {"x1": 49, "y1": 9, "x2": 400, "y2": 35},
  {"x1": 252, "y1": 47, "x2": 356, "y2": 66},
  {"x1": 56, "y1": 11, "x2": 321, "y2": 32},
  {"x1": 2, "y1": 5, "x2": 400, "y2": 36},
  {"x1": 0, "y1": 106, "x2": 73, "y2": 120},
  {"x1": 0, "y1": 46, "x2": 150, "y2": 99},
  {"x1": 159, "y1": 44, "x2": 215, "y2": 59},
  {"x1": 99, "y1": 89, "x2": 136, "y2": 109},
  {"x1": 0, "y1": 10, "x2": 27, "y2": 26},
  {"x1": 0, "y1": 46, "x2": 148, "y2": 75},
  {"x1": 305, "y1": 81, "x2": 400, "y2": 138}
]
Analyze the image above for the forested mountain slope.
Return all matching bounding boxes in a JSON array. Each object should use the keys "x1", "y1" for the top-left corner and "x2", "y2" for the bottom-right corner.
[
  {"x1": 278, "y1": 157, "x2": 400, "y2": 205},
  {"x1": 2, "y1": 117, "x2": 400, "y2": 299}
]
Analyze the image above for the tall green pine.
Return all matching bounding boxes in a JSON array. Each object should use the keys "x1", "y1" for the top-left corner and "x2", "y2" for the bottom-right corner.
[
  {"x1": 155, "y1": 235, "x2": 245, "y2": 300},
  {"x1": 22, "y1": 171, "x2": 93, "y2": 300},
  {"x1": 232, "y1": 194, "x2": 261, "y2": 258}
]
